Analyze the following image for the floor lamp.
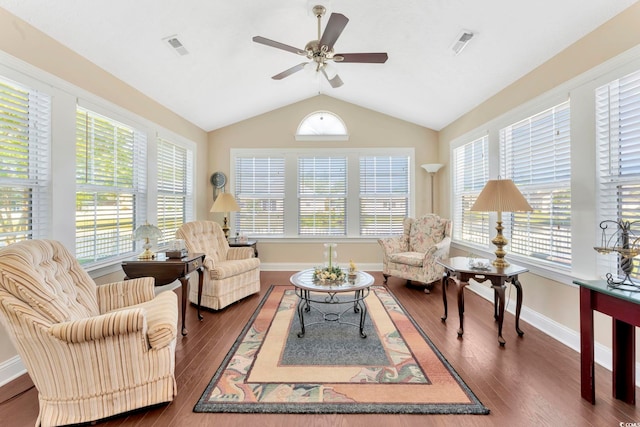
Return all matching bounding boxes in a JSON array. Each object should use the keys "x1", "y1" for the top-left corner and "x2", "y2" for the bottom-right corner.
[{"x1": 421, "y1": 163, "x2": 443, "y2": 213}]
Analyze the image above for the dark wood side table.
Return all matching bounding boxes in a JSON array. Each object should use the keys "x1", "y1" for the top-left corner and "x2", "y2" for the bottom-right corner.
[
  {"x1": 228, "y1": 238, "x2": 258, "y2": 257},
  {"x1": 121, "y1": 252, "x2": 205, "y2": 336},
  {"x1": 574, "y1": 278, "x2": 640, "y2": 405},
  {"x1": 437, "y1": 257, "x2": 528, "y2": 346}
]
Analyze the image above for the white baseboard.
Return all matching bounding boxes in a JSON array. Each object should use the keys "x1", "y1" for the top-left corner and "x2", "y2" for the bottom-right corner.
[
  {"x1": 466, "y1": 282, "x2": 629, "y2": 382},
  {"x1": 0, "y1": 355, "x2": 26, "y2": 387}
]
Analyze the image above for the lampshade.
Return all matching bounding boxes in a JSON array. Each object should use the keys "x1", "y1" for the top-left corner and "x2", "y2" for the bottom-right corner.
[
  {"x1": 210, "y1": 192, "x2": 240, "y2": 213},
  {"x1": 421, "y1": 163, "x2": 443, "y2": 174},
  {"x1": 132, "y1": 222, "x2": 163, "y2": 259},
  {"x1": 132, "y1": 222, "x2": 163, "y2": 240},
  {"x1": 470, "y1": 179, "x2": 532, "y2": 213}
]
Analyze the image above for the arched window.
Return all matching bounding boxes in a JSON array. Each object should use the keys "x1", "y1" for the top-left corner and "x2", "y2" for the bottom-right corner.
[{"x1": 296, "y1": 111, "x2": 349, "y2": 141}]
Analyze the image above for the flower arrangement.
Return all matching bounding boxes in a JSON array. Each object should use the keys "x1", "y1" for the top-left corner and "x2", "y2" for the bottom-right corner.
[{"x1": 313, "y1": 265, "x2": 346, "y2": 283}]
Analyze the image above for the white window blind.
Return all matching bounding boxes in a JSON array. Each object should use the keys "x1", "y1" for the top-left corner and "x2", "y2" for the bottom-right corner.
[
  {"x1": 76, "y1": 107, "x2": 147, "y2": 265},
  {"x1": 359, "y1": 155, "x2": 409, "y2": 236},
  {"x1": 157, "y1": 137, "x2": 193, "y2": 244},
  {"x1": 298, "y1": 156, "x2": 347, "y2": 236},
  {"x1": 500, "y1": 101, "x2": 571, "y2": 267},
  {"x1": 453, "y1": 136, "x2": 489, "y2": 246},
  {"x1": 596, "y1": 68, "x2": 640, "y2": 279},
  {"x1": 0, "y1": 76, "x2": 50, "y2": 246},
  {"x1": 234, "y1": 156, "x2": 285, "y2": 235}
]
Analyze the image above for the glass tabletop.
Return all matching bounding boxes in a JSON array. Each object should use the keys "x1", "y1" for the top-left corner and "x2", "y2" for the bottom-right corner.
[
  {"x1": 573, "y1": 278, "x2": 640, "y2": 305},
  {"x1": 290, "y1": 268, "x2": 374, "y2": 292}
]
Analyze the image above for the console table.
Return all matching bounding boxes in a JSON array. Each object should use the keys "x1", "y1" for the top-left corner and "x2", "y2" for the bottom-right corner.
[
  {"x1": 574, "y1": 278, "x2": 640, "y2": 404},
  {"x1": 121, "y1": 252, "x2": 205, "y2": 336},
  {"x1": 437, "y1": 257, "x2": 527, "y2": 346}
]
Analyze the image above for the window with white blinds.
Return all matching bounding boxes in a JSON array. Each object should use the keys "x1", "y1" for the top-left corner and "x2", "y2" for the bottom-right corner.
[
  {"x1": 234, "y1": 156, "x2": 285, "y2": 235},
  {"x1": 596, "y1": 68, "x2": 640, "y2": 279},
  {"x1": 500, "y1": 101, "x2": 571, "y2": 267},
  {"x1": 232, "y1": 148, "x2": 412, "y2": 238},
  {"x1": 0, "y1": 76, "x2": 50, "y2": 247},
  {"x1": 359, "y1": 156, "x2": 409, "y2": 236},
  {"x1": 298, "y1": 156, "x2": 347, "y2": 236},
  {"x1": 157, "y1": 137, "x2": 193, "y2": 245},
  {"x1": 452, "y1": 136, "x2": 489, "y2": 246},
  {"x1": 76, "y1": 107, "x2": 147, "y2": 265}
]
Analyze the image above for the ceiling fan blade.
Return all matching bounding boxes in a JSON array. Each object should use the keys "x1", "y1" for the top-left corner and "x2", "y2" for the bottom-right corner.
[
  {"x1": 252, "y1": 36, "x2": 305, "y2": 55},
  {"x1": 321, "y1": 67, "x2": 344, "y2": 88},
  {"x1": 319, "y1": 13, "x2": 349, "y2": 51},
  {"x1": 272, "y1": 62, "x2": 307, "y2": 80},
  {"x1": 334, "y1": 53, "x2": 389, "y2": 63}
]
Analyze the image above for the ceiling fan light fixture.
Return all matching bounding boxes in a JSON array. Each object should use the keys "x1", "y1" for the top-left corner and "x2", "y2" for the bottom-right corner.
[{"x1": 451, "y1": 30, "x2": 474, "y2": 55}]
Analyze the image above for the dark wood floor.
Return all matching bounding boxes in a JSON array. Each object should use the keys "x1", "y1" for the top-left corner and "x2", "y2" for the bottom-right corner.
[{"x1": 2, "y1": 271, "x2": 640, "y2": 426}]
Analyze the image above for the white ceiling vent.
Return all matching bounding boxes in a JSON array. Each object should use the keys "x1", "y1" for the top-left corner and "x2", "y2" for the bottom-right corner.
[
  {"x1": 451, "y1": 30, "x2": 474, "y2": 55},
  {"x1": 163, "y1": 35, "x2": 189, "y2": 56}
]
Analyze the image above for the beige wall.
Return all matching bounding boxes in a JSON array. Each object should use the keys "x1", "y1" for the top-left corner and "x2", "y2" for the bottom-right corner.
[
  {"x1": 439, "y1": 3, "x2": 640, "y2": 355},
  {"x1": 208, "y1": 95, "x2": 439, "y2": 266},
  {"x1": 0, "y1": 9, "x2": 208, "y2": 371}
]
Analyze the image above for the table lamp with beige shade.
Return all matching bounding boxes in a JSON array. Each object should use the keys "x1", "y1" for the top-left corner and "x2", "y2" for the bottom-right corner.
[
  {"x1": 470, "y1": 178, "x2": 533, "y2": 268},
  {"x1": 210, "y1": 192, "x2": 240, "y2": 239}
]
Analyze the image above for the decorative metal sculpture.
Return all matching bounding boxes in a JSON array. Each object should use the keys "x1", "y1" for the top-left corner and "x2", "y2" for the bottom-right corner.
[{"x1": 593, "y1": 219, "x2": 640, "y2": 290}]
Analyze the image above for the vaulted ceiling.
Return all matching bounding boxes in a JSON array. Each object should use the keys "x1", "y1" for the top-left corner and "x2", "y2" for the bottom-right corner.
[{"x1": 0, "y1": 0, "x2": 636, "y2": 132}]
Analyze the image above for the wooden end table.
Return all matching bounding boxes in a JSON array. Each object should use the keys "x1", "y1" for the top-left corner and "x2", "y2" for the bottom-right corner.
[
  {"x1": 228, "y1": 238, "x2": 258, "y2": 257},
  {"x1": 437, "y1": 257, "x2": 528, "y2": 346},
  {"x1": 574, "y1": 278, "x2": 640, "y2": 405},
  {"x1": 121, "y1": 252, "x2": 205, "y2": 336}
]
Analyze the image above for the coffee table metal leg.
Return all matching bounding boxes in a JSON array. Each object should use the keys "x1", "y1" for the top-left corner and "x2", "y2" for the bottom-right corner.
[
  {"x1": 358, "y1": 298, "x2": 367, "y2": 338},
  {"x1": 297, "y1": 290, "x2": 308, "y2": 338}
]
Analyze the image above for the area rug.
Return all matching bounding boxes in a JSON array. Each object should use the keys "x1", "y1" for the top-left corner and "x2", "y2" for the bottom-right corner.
[{"x1": 194, "y1": 284, "x2": 489, "y2": 415}]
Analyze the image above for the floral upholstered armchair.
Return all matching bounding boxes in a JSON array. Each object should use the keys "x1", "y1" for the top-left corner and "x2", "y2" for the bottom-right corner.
[
  {"x1": 176, "y1": 221, "x2": 260, "y2": 310},
  {"x1": 0, "y1": 240, "x2": 178, "y2": 427},
  {"x1": 378, "y1": 214, "x2": 452, "y2": 292}
]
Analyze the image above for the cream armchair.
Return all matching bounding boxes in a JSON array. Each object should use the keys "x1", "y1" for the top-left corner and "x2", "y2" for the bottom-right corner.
[
  {"x1": 378, "y1": 214, "x2": 452, "y2": 292},
  {"x1": 176, "y1": 221, "x2": 260, "y2": 310},
  {"x1": 0, "y1": 240, "x2": 178, "y2": 427}
]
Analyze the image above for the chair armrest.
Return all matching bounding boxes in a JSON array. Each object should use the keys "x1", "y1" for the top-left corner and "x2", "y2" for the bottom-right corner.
[
  {"x1": 97, "y1": 277, "x2": 155, "y2": 313},
  {"x1": 49, "y1": 308, "x2": 146, "y2": 344},
  {"x1": 377, "y1": 235, "x2": 408, "y2": 255},
  {"x1": 422, "y1": 236, "x2": 451, "y2": 264},
  {"x1": 227, "y1": 247, "x2": 254, "y2": 260}
]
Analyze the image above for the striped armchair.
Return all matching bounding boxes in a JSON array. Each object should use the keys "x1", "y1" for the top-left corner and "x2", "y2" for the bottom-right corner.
[
  {"x1": 176, "y1": 221, "x2": 260, "y2": 310},
  {"x1": 0, "y1": 240, "x2": 178, "y2": 427}
]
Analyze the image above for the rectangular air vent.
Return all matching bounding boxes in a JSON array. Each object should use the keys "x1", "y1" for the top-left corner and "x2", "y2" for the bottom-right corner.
[
  {"x1": 163, "y1": 35, "x2": 189, "y2": 56},
  {"x1": 451, "y1": 30, "x2": 474, "y2": 55}
]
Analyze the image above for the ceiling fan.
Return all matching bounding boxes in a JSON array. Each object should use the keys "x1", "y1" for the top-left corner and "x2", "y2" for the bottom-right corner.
[{"x1": 252, "y1": 5, "x2": 388, "y2": 88}]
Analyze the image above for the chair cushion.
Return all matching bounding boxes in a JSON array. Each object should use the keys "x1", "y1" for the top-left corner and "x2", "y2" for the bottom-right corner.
[
  {"x1": 409, "y1": 215, "x2": 446, "y2": 253},
  {"x1": 389, "y1": 252, "x2": 424, "y2": 267},
  {"x1": 209, "y1": 258, "x2": 261, "y2": 280}
]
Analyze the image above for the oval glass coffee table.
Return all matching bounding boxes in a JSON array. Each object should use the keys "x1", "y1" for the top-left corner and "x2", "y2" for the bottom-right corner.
[{"x1": 289, "y1": 269, "x2": 374, "y2": 338}]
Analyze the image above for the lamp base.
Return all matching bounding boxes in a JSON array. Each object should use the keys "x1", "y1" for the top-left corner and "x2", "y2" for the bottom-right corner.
[
  {"x1": 491, "y1": 220, "x2": 509, "y2": 268},
  {"x1": 222, "y1": 216, "x2": 230, "y2": 240},
  {"x1": 137, "y1": 239, "x2": 155, "y2": 259}
]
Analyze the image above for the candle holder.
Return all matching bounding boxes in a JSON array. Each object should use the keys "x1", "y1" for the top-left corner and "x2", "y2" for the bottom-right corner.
[{"x1": 593, "y1": 219, "x2": 640, "y2": 291}]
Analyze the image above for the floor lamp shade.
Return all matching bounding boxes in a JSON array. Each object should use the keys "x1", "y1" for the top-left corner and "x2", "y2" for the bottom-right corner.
[
  {"x1": 470, "y1": 179, "x2": 532, "y2": 268},
  {"x1": 210, "y1": 193, "x2": 240, "y2": 238}
]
